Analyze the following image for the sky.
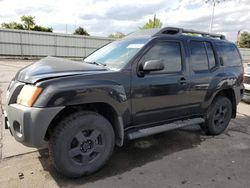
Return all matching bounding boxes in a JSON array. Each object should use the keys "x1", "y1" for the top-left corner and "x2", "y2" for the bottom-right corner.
[{"x1": 0, "y1": 0, "x2": 249, "y2": 41}]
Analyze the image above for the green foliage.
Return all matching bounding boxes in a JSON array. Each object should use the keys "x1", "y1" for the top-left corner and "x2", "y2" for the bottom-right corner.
[
  {"x1": 1, "y1": 22, "x2": 24, "y2": 30},
  {"x1": 21, "y1": 15, "x2": 35, "y2": 30},
  {"x1": 1, "y1": 15, "x2": 52, "y2": 32},
  {"x1": 139, "y1": 15, "x2": 162, "y2": 30},
  {"x1": 108, "y1": 32, "x2": 125, "y2": 39},
  {"x1": 31, "y1": 25, "x2": 53, "y2": 32},
  {"x1": 186, "y1": 33, "x2": 199, "y2": 36},
  {"x1": 73, "y1": 27, "x2": 89, "y2": 36},
  {"x1": 238, "y1": 32, "x2": 250, "y2": 48}
]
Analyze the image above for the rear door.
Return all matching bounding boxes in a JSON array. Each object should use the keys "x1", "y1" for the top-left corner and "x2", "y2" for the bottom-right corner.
[{"x1": 188, "y1": 40, "x2": 219, "y2": 114}]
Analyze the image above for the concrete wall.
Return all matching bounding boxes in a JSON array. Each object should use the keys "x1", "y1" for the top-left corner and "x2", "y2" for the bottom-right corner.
[
  {"x1": 239, "y1": 48, "x2": 250, "y2": 64},
  {"x1": 0, "y1": 29, "x2": 250, "y2": 62},
  {"x1": 0, "y1": 28, "x2": 114, "y2": 58}
]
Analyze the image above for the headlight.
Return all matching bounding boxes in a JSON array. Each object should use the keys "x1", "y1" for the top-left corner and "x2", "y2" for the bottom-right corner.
[{"x1": 17, "y1": 85, "x2": 42, "y2": 107}]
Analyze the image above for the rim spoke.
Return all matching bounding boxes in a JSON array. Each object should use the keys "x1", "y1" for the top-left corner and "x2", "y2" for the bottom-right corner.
[
  {"x1": 68, "y1": 147, "x2": 81, "y2": 158},
  {"x1": 70, "y1": 129, "x2": 105, "y2": 165},
  {"x1": 222, "y1": 108, "x2": 228, "y2": 115},
  {"x1": 89, "y1": 130, "x2": 101, "y2": 141},
  {"x1": 214, "y1": 120, "x2": 219, "y2": 126},
  {"x1": 214, "y1": 113, "x2": 220, "y2": 121},
  {"x1": 81, "y1": 154, "x2": 91, "y2": 165},
  {"x1": 220, "y1": 119, "x2": 224, "y2": 124},
  {"x1": 219, "y1": 106, "x2": 223, "y2": 113},
  {"x1": 93, "y1": 144, "x2": 104, "y2": 153},
  {"x1": 218, "y1": 119, "x2": 223, "y2": 125},
  {"x1": 75, "y1": 131, "x2": 86, "y2": 143}
]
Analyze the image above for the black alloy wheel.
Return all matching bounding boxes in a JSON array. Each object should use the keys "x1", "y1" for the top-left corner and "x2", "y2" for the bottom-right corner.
[
  {"x1": 200, "y1": 96, "x2": 232, "y2": 135},
  {"x1": 49, "y1": 111, "x2": 115, "y2": 178}
]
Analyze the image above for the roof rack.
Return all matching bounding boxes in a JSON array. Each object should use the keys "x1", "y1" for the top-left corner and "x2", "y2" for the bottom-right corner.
[{"x1": 153, "y1": 27, "x2": 226, "y2": 40}]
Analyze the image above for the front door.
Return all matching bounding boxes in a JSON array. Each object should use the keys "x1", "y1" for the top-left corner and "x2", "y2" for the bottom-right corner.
[{"x1": 131, "y1": 39, "x2": 191, "y2": 126}]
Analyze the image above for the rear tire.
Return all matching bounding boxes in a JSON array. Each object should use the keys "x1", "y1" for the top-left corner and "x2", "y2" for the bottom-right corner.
[
  {"x1": 49, "y1": 111, "x2": 115, "y2": 178},
  {"x1": 200, "y1": 96, "x2": 232, "y2": 135}
]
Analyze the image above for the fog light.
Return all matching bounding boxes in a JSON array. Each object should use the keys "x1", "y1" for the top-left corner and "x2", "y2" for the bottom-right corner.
[{"x1": 13, "y1": 121, "x2": 23, "y2": 138}]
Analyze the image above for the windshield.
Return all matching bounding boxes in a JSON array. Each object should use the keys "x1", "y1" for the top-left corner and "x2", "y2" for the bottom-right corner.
[{"x1": 84, "y1": 38, "x2": 149, "y2": 70}]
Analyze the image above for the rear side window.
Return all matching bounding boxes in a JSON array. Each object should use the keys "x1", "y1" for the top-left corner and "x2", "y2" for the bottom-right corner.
[
  {"x1": 190, "y1": 41, "x2": 209, "y2": 71},
  {"x1": 216, "y1": 43, "x2": 241, "y2": 66},
  {"x1": 205, "y1": 42, "x2": 216, "y2": 68}
]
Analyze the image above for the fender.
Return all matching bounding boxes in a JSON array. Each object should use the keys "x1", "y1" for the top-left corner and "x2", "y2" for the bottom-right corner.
[
  {"x1": 34, "y1": 77, "x2": 130, "y2": 117},
  {"x1": 33, "y1": 72, "x2": 131, "y2": 146},
  {"x1": 203, "y1": 68, "x2": 243, "y2": 116}
]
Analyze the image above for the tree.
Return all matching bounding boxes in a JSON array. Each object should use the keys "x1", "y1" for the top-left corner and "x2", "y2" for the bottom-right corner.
[
  {"x1": 186, "y1": 33, "x2": 199, "y2": 36},
  {"x1": 1, "y1": 15, "x2": 53, "y2": 32},
  {"x1": 1, "y1": 22, "x2": 24, "y2": 30},
  {"x1": 31, "y1": 25, "x2": 53, "y2": 32},
  {"x1": 108, "y1": 32, "x2": 125, "y2": 39},
  {"x1": 73, "y1": 27, "x2": 89, "y2": 36},
  {"x1": 139, "y1": 15, "x2": 162, "y2": 30},
  {"x1": 21, "y1": 15, "x2": 35, "y2": 30},
  {"x1": 238, "y1": 32, "x2": 250, "y2": 48}
]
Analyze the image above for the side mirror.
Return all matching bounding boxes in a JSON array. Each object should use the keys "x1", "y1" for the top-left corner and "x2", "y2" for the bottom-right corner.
[{"x1": 143, "y1": 60, "x2": 164, "y2": 72}]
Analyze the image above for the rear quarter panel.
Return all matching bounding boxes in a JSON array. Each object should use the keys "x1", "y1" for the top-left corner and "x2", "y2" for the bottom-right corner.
[{"x1": 203, "y1": 66, "x2": 244, "y2": 108}]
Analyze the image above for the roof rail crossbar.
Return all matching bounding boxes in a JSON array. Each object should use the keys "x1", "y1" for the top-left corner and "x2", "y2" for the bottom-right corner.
[
  {"x1": 153, "y1": 27, "x2": 226, "y2": 40},
  {"x1": 182, "y1": 28, "x2": 226, "y2": 40}
]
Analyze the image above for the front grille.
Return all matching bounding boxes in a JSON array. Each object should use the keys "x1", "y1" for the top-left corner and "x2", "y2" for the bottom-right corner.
[{"x1": 244, "y1": 76, "x2": 250, "y2": 84}]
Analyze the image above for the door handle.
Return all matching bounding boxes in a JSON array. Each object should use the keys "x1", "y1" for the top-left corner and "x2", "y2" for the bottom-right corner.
[{"x1": 179, "y1": 77, "x2": 187, "y2": 85}]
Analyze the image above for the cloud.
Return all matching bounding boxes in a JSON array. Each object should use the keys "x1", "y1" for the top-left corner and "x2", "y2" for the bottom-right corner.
[
  {"x1": 80, "y1": 14, "x2": 104, "y2": 20},
  {"x1": 0, "y1": 0, "x2": 249, "y2": 41},
  {"x1": 184, "y1": 2, "x2": 202, "y2": 10},
  {"x1": 15, "y1": 6, "x2": 53, "y2": 15},
  {"x1": 166, "y1": 3, "x2": 250, "y2": 41},
  {"x1": 104, "y1": 2, "x2": 167, "y2": 21}
]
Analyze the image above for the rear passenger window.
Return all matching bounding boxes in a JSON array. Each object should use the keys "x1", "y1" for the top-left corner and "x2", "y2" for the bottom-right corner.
[
  {"x1": 190, "y1": 41, "x2": 209, "y2": 71},
  {"x1": 140, "y1": 41, "x2": 182, "y2": 73},
  {"x1": 205, "y1": 42, "x2": 216, "y2": 68},
  {"x1": 216, "y1": 43, "x2": 241, "y2": 66}
]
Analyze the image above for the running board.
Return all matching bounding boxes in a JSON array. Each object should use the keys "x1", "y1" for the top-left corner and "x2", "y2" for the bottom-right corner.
[{"x1": 127, "y1": 118, "x2": 204, "y2": 140}]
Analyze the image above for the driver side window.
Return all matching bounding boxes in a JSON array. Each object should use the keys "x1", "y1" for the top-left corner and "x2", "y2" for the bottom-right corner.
[{"x1": 139, "y1": 41, "x2": 182, "y2": 73}]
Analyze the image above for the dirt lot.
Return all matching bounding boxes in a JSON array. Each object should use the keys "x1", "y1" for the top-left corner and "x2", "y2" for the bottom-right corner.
[{"x1": 0, "y1": 59, "x2": 250, "y2": 188}]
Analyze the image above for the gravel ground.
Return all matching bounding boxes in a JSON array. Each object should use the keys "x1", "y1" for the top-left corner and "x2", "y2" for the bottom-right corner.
[{"x1": 0, "y1": 59, "x2": 250, "y2": 188}]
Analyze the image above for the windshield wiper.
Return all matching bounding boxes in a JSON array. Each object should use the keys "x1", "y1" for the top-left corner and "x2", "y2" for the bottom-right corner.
[{"x1": 84, "y1": 61, "x2": 106, "y2": 67}]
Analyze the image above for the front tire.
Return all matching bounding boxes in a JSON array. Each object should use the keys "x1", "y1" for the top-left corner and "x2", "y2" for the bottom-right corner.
[
  {"x1": 201, "y1": 96, "x2": 232, "y2": 135},
  {"x1": 49, "y1": 111, "x2": 115, "y2": 178}
]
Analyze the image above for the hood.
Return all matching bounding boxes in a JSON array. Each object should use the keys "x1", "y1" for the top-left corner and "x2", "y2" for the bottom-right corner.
[{"x1": 15, "y1": 56, "x2": 107, "y2": 84}]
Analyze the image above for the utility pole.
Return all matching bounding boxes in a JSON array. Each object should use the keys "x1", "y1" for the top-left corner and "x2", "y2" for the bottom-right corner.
[
  {"x1": 153, "y1": 14, "x2": 156, "y2": 28},
  {"x1": 206, "y1": 0, "x2": 223, "y2": 33},
  {"x1": 237, "y1": 30, "x2": 241, "y2": 46},
  {"x1": 209, "y1": 1, "x2": 215, "y2": 32}
]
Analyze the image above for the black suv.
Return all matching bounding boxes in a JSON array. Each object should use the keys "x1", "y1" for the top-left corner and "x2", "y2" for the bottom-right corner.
[{"x1": 5, "y1": 27, "x2": 244, "y2": 177}]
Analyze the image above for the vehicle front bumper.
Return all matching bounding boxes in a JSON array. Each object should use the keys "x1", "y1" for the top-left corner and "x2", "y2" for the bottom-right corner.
[
  {"x1": 4, "y1": 104, "x2": 64, "y2": 148},
  {"x1": 243, "y1": 90, "x2": 250, "y2": 102},
  {"x1": 243, "y1": 83, "x2": 250, "y2": 103}
]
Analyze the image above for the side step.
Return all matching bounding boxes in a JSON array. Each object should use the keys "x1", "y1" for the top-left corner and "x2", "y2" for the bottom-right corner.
[{"x1": 127, "y1": 118, "x2": 204, "y2": 140}]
